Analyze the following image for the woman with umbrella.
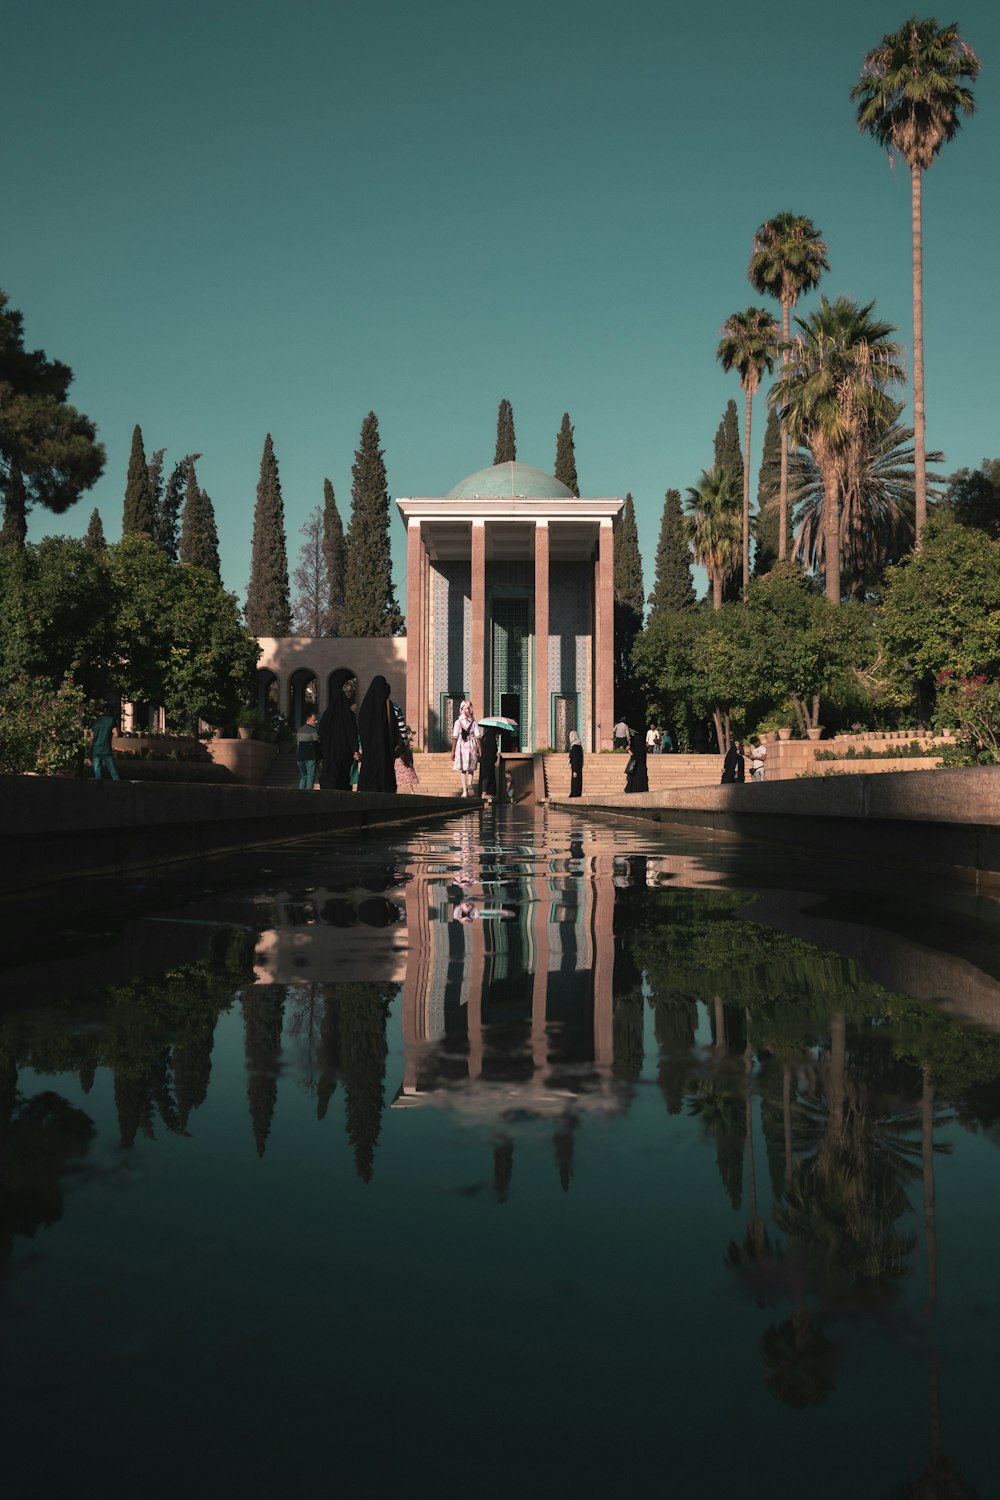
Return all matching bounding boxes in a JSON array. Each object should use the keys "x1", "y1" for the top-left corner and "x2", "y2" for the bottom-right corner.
[
  {"x1": 357, "y1": 675, "x2": 398, "y2": 793},
  {"x1": 624, "y1": 730, "x2": 648, "y2": 794},
  {"x1": 318, "y1": 669, "x2": 359, "y2": 790},
  {"x1": 568, "y1": 729, "x2": 584, "y2": 798}
]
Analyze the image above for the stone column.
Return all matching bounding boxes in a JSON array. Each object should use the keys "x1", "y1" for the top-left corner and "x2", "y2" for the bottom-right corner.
[
  {"x1": 406, "y1": 520, "x2": 424, "y2": 747},
  {"x1": 596, "y1": 519, "x2": 615, "y2": 751},
  {"x1": 421, "y1": 539, "x2": 431, "y2": 748},
  {"x1": 534, "y1": 520, "x2": 550, "y2": 750},
  {"x1": 471, "y1": 520, "x2": 486, "y2": 716}
]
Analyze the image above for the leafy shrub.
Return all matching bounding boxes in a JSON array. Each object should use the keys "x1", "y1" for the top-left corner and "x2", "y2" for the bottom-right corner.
[{"x1": 0, "y1": 674, "x2": 90, "y2": 775}]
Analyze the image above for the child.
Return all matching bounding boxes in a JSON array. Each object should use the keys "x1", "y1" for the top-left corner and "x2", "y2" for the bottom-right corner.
[
  {"x1": 394, "y1": 736, "x2": 420, "y2": 793},
  {"x1": 504, "y1": 770, "x2": 515, "y2": 804}
]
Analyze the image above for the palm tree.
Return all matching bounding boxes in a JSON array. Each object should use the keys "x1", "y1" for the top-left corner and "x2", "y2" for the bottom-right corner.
[
  {"x1": 770, "y1": 295, "x2": 905, "y2": 604},
  {"x1": 683, "y1": 465, "x2": 742, "y2": 610},
  {"x1": 852, "y1": 17, "x2": 980, "y2": 548},
  {"x1": 784, "y1": 403, "x2": 945, "y2": 598},
  {"x1": 748, "y1": 214, "x2": 829, "y2": 562},
  {"x1": 717, "y1": 308, "x2": 779, "y2": 591}
]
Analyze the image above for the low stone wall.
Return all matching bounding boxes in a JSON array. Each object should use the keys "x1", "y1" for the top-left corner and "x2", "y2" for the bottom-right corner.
[
  {"x1": 552, "y1": 765, "x2": 1000, "y2": 888},
  {"x1": 0, "y1": 776, "x2": 466, "y2": 895},
  {"x1": 205, "y1": 737, "x2": 278, "y2": 785}
]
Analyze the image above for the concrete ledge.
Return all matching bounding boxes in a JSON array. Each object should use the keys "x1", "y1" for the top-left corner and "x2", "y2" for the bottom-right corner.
[
  {"x1": 0, "y1": 777, "x2": 470, "y2": 895},
  {"x1": 550, "y1": 765, "x2": 1000, "y2": 888}
]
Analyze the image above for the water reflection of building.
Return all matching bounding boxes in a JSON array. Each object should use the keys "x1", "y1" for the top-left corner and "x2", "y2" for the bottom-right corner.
[{"x1": 395, "y1": 848, "x2": 621, "y2": 1119}]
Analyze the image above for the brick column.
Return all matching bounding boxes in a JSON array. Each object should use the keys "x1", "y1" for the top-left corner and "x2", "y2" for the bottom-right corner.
[
  {"x1": 596, "y1": 519, "x2": 615, "y2": 751},
  {"x1": 534, "y1": 520, "x2": 549, "y2": 750},
  {"x1": 471, "y1": 520, "x2": 486, "y2": 716},
  {"x1": 406, "y1": 520, "x2": 424, "y2": 747}
]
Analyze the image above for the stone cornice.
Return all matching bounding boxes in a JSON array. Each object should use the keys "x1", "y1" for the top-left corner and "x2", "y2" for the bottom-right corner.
[{"x1": 396, "y1": 495, "x2": 624, "y2": 525}]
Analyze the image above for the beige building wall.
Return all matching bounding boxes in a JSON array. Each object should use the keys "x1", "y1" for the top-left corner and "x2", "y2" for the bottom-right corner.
[{"x1": 255, "y1": 636, "x2": 408, "y2": 719}]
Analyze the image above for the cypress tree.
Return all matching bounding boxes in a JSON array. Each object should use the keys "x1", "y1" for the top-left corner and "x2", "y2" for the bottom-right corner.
[
  {"x1": 322, "y1": 477, "x2": 346, "y2": 636},
  {"x1": 122, "y1": 424, "x2": 155, "y2": 536},
  {"x1": 554, "y1": 412, "x2": 580, "y2": 496},
  {"x1": 342, "y1": 412, "x2": 404, "y2": 637},
  {"x1": 84, "y1": 507, "x2": 107, "y2": 550},
  {"x1": 494, "y1": 399, "x2": 516, "y2": 465},
  {"x1": 753, "y1": 405, "x2": 782, "y2": 577},
  {"x1": 246, "y1": 434, "x2": 291, "y2": 635},
  {"x1": 178, "y1": 456, "x2": 220, "y2": 577},
  {"x1": 647, "y1": 489, "x2": 695, "y2": 619},
  {"x1": 0, "y1": 466, "x2": 27, "y2": 548},
  {"x1": 714, "y1": 401, "x2": 745, "y2": 602},
  {"x1": 157, "y1": 459, "x2": 186, "y2": 561},
  {"x1": 613, "y1": 492, "x2": 645, "y2": 718}
]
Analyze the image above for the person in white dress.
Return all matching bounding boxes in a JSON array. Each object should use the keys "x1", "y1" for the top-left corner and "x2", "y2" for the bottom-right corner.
[{"x1": 452, "y1": 700, "x2": 479, "y2": 797}]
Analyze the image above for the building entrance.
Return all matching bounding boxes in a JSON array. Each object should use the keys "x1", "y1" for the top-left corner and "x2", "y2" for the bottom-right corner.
[{"x1": 490, "y1": 597, "x2": 531, "y2": 751}]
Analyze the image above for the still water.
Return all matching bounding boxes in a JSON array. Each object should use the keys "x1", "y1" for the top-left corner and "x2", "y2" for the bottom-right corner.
[{"x1": 3, "y1": 808, "x2": 1000, "y2": 1498}]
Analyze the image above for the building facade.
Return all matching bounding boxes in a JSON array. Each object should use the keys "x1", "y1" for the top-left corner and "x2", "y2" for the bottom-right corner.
[{"x1": 398, "y1": 461, "x2": 622, "y2": 752}]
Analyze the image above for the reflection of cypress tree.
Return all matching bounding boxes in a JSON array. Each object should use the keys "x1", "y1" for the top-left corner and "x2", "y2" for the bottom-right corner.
[
  {"x1": 242, "y1": 989, "x2": 286, "y2": 1158},
  {"x1": 652, "y1": 996, "x2": 698, "y2": 1114},
  {"x1": 554, "y1": 1114, "x2": 578, "y2": 1193},
  {"x1": 173, "y1": 1028, "x2": 215, "y2": 1131},
  {"x1": 0, "y1": 1053, "x2": 17, "y2": 1133},
  {"x1": 316, "y1": 988, "x2": 341, "y2": 1121},
  {"x1": 613, "y1": 992, "x2": 645, "y2": 1081},
  {"x1": 338, "y1": 983, "x2": 392, "y2": 1183},
  {"x1": 78, "y1": 1061, "x2": 96, "y2": 1095},
  {"x1": 493, "y1": 1138, "x2": 513, "y2": 1204},
  {"x1": 114, "y1": 1066, "x2": 155, "y2": 1149},
  {"x1": 0, "y1": 1092, "x2": 96, "y2": 1274}
]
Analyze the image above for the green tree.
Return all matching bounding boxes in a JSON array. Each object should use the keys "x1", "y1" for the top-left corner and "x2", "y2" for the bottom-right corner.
[
  {"x1": 853, "y1": 17, "x2": 980, "y2": 546},
  {"x1": 632, "y1": 607, "x2": 704, "y2": 751},
  {"x1": 770, "y1": 295, "x2": 905, "y2": 604},
  {"x1": 178, "y1": 455, "x2": 220, "y2": 578},
  {"x1": 648, "y1": 488, "x2": 696, "y2": 620},
  {"x1": 877, "y1": 517, "x2": 1000, "y2": 715},
  {"x1": 122, "y1": 424, "x2": 155, "y2": 536},
  {"x1": 0, "y1": 289, "x2": 105, "y2": 536},
  {"x1": 0, "y1": 536, "x2": 117, "y2": 698},
  {"x1": 84, "y1": 507, "x2": 106, "y2": 550},
  {"x1": 342, "y1": 412, "x2": 404, "y2": 637},
  {"x1": 942, "y1": 457, "x2": 1000, "y2": 539},
  {"x1": 753, "y1": 405, "x2": 782, "y2": 577},
  {"x1": 155, "y1": 455, "x2": 185, "y2": 561},
  {"x1": 494, "y1": 398, "x2": 516, "y2": 465},
  {"x1": 554, "y1": 412, "x2": 580, "y2": 495},
  {"x1": 684, "y1": 465, "x2": 742, "y2": 610},
  {"x1": 714, "y1": 400, "x2": 745, "y2": 499},
  {"x1": 748, "y1": 214, "x2": 830, "y2": 559},
  {"x1": 246, "y1": 434, "x2": 291, "y2": 635},
  {"x1": 717, "y1": 307, "x2": 780, "y2": 591},
  {"x1": 322, "y1": 476, "x2": 347, "y2": 635}
]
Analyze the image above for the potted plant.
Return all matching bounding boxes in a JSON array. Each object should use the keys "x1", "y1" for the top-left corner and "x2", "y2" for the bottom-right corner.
[{"x1": 236, "y1": 706, "x2": 262, "y2": 740}]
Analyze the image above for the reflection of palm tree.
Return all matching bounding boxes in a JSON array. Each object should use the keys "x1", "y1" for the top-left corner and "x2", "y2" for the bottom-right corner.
[
  {"x1": 759, "y1": 1311, "x2": 841, "y2": 1409},
  {"x1": 688, "y1": 1078, "x2": 745, "y2": 1211},
  {"x1": 0, "y1": 1091, "x2": 96, "y2": 1284}
]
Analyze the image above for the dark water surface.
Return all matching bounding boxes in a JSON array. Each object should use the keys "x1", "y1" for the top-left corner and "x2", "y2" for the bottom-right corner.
[{"x1": 3, "y1": 809, "x2": 1000, "y2": 1498}]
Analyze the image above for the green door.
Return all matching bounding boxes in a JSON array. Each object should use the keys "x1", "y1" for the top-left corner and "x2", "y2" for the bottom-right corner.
[{"x1": 490, "y1": 597, "x2": 531, "y2": 750}]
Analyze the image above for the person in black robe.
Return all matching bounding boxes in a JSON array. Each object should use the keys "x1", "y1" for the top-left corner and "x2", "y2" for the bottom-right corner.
[
  {"x1": 720, "y1": 739, "x2": 745, "y2": 783},
  {"x1": 357, "y1": 675, "x2": 398, "y2": 793},
  {"x1": 318, "y1": 669, "x2": 359, "y2": 790},
  {"x1": 568, "y1": 730, "x2": 584, "y2": 797},
  {"x1": 478, "y1": 725, "x2": 499, "y2": 801},
  {"x1": 624, "y1": 732, "x2": 648, "y2": 793}
]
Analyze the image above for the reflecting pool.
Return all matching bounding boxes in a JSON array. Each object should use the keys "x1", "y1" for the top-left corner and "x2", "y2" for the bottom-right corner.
[{"x1": 3, "y1": 808, "x2": 1000, "y2": 1497}]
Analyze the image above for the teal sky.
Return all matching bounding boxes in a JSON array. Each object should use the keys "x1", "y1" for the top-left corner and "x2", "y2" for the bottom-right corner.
[{"x1": 6, "y1": 0, "x2": 998, "y2": 611}]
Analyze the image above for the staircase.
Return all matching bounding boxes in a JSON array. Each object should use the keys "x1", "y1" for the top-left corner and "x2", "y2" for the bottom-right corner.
[{"x1": 543, "y1": 752, "x2": 723, "y2": 800}]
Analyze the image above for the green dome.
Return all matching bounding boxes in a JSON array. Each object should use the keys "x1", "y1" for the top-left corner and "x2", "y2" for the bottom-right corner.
[{"x1": 446, "y1": 461, "x2": 574, "y2": 500}]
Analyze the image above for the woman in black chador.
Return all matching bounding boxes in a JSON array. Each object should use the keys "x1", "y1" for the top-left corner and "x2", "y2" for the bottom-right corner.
[
  {"x1": 720, "y1": 738, "x2": 745, "y2": 784},
  {"x1": 568, "y1": 730, "x2": 584, "y2": 798},
  {"x1": 357, "y1": 675, "x2": 398, "y2": 793},
  {"x1": 318, "y1": 669, "x2": 358, "y2": 790},
  {"x1": 478, "y1": 724, "x2": 499, "y2": 802},
  {"x1": 624, "y1": 732, "x2": 648, "y2": 793}
]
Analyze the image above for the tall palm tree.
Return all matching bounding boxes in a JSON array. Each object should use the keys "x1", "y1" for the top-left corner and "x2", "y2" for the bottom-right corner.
[
  {"x1": 748, "y1": 214, "x2": 829, "y2": 563},
  {"x1": 770, "y1": 295, "x2": 905, "y2": 604},
  {"x1": 852, "y1": 17, "x2": 980, "y2": 548},
  {"x1": 683, "y1": 465, "x2": 742, "y2": 610},
  {"x1": 717, "y1": 308, "x2": 780, "y2": 591},
  {"x1": 785, "y1": 404, "x2": 945, "y2": 598}
]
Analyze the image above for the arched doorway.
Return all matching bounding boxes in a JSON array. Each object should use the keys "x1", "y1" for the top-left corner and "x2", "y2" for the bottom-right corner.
[
  {"x1": 256, "y1": 669, "x2": 279, "y2": 724},
  {"x1": 326, "y1": 666, "x2": 358, "y2": 717},
  {"x1": 288, "y1": 668, "x2": 318, "y2": 730}
]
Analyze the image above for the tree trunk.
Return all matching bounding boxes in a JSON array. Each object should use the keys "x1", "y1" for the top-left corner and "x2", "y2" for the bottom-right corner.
[
  {"x1": 782, "y1": 1062, "x2": 793, "y2": 1188},
  {"x1": 712, "y1": 707, "x2": 725, "y2": 756},
  {"x1": 828, "y1": 1012, "x2": 846, "y2": 1140},
  {"x1": 778, "y1": 301, "x2": 790, "y2": 561},
  {"x1": 823, "y1": 467, "x2": 840, "y2": 604},
  {"x1": 742, "y1": 386, "x2": 753, "y2": 592},
  {"x1": 911, "y1": 163, "x2": 927, "y2": 549},
  {"x1": 922, "y1": 1066, "x2": 937, "y2": 1309},
  {"x1": 712, "y1": 569, "x2": 722, "y2": 611}
]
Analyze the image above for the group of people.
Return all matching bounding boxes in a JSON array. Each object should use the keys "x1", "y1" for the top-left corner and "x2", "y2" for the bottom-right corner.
[
  {"x1": 297, "y1": 672, "x2": 419, "y2": 795},
  {"x1": 720, "y1": 735, "x2": 767, "y2": 784},
  {"x1": 451, "y1": 700, "x2": 515, "y2": 804}
]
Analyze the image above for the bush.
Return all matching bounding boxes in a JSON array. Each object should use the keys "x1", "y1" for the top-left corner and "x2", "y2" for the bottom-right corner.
[
  {"x1": 0, "y1": 674, "x2": 90, "y2": 775},
  {"x1": 934, "y1": 672, "x2": 1000, "y2": 765}
]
